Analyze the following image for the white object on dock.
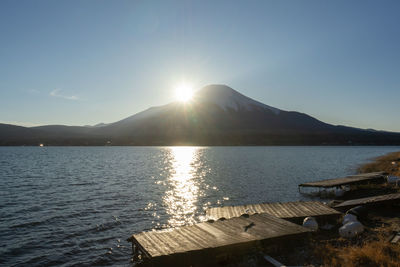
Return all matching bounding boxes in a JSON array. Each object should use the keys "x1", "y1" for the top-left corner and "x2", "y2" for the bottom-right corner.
[
  {"x1": 339, "y1": 221, "x2": 364, "y2": 238},
  {"x1": 342, "y1": 213, "x2": 358, "y2": 225},
  {"x1": 302, "y1": 217, "x2": 318, "y2": 231}
]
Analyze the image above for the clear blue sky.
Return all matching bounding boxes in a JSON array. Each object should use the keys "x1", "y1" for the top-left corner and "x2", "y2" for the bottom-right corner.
[{"x1": 1, "y1": 0, "x2": 399, "y2": 131}]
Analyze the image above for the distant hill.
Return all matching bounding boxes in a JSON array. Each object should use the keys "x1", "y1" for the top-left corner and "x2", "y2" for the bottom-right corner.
[{"x1": 1, "y1": 84, "x2": 400, "y2": 145}]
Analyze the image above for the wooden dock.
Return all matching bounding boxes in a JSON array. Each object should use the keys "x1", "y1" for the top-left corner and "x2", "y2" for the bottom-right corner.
[
  {"x1": 128, "y1": 213, "x2": 311, "y2": 266},
  {"x1": 299, "y1": 172, "x2": 386, "y2": 189},
  {"x1": 334, "y1": 193, "x2": 400, "y2": 210},
  {"x1": 206, "y1": 201, "x2": 341, "y2": 223}
]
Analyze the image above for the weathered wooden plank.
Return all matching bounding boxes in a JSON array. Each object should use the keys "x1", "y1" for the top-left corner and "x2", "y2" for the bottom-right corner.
[
  {"x1": 128, "y1": 213, "x2": 311, "y2": 260},
  {"x1": 206, "y1": 201, "x2": 341, "y2": 221},
  {"x1": 334, "y1": 193, "x2": 400, "y2": 209},
  {"x1": 299, "y1": 172, "x2": 386, "y2": 188}
]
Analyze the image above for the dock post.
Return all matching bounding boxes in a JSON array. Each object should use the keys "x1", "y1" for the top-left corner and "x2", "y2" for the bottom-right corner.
[{"x1": 132, "y1": 243, "x2": 139, "y2": 260}]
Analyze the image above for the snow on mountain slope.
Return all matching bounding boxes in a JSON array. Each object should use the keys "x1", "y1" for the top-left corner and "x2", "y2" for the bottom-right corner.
[
  {"x1": 3, "y1": 84, "x2": 400, "y2": 145},
  {"x1": 112, "y1": 84, "x2": 281, "y2": 127},
  {"x1": 194, "y1": 84, "x2": 281, "y2": 114}
]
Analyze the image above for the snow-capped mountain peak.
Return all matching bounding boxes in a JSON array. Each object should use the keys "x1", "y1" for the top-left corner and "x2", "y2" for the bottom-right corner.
[{"x1": 194, "y1": 84, "x2": 281, "y2": 114}]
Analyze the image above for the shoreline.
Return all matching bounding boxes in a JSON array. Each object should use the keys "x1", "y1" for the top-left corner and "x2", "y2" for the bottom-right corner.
[
  {"x1": 219, "y1": 151, "x2": 400, "y2": 267},
  {"x1": 358, "y1": 151, "x2": 400, "y2": 177},
  {"x1": 277, "y1": 151, "x2": 400, "y2": 267}
]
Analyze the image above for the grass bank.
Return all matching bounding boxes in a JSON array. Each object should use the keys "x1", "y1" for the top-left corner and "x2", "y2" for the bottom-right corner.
[
  {"x1": 358, "y1": 151, "x2": 400, "y2": 177},
  {"x1": 256, "y1": 151, "x2": 400, "y2": 267},
  {"x1": 205, "y1": 152, "x2": 400, "y2": 266},
  {"x1": 315, "y1": 151, "x2": 400, "y2": 267}
]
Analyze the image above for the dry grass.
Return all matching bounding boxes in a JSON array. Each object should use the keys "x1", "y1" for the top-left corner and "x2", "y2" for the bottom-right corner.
[
  {"x1": 314, "y1": 151, "x2": 400, "y2": 267},
  {"x1": 358, "y1": 152, "x2": 400, "y2": 177},
  {"x1": 317, "y1": 236, "x2": 400, "y2": 267},
  {"x1": 228, "y1": 151, "x2": 400, "y2": 267}
]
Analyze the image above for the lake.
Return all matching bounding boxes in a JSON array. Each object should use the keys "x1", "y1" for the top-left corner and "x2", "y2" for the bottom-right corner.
[{"x1": 1, "y1": 146, "x2": 399, "y2": 266}]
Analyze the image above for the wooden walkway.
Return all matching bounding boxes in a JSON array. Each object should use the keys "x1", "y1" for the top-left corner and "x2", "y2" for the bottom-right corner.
[
  {"x1": 206, "y1": 201, "x2": 341, "y2": 222},
  {"x1": 128, "y1": 213, "x2": 311, "y2": 265},
  {"x1": 334, "y1": 193, "x2": 400, "y2": 210},
  {"x1": 299, "y1": 172, "x2": 386, "y2": 188}
]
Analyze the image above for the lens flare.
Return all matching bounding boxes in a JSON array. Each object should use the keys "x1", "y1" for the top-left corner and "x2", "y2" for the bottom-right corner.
[{"x1": 175, "y1": 84, "x2": 193, "y2": 102}]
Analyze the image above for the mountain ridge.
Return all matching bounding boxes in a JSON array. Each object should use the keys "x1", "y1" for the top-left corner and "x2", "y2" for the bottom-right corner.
[{"x1": 1, "y1": 84, "x2": 399, "y2": 145}]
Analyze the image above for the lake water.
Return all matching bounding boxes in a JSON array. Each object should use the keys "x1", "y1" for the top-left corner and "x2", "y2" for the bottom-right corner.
[{"x1": 1, "y1": 146, "x2": 399, "y2": 266}]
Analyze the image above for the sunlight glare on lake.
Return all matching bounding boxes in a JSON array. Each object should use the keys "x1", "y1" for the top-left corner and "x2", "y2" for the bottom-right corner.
[{"x1": 163, "y1": 146, "x2": 200, "y2": 226}]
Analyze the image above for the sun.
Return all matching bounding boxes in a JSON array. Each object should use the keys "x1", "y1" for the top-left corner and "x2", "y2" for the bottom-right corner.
[{"x1": 175, "y1": 84, "x2": 194, "y2": 102}]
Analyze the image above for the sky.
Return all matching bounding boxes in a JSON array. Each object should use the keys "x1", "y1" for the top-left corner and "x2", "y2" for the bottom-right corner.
[{"x1": 1, "y1": 0, "x2": 399, "y2": 131}]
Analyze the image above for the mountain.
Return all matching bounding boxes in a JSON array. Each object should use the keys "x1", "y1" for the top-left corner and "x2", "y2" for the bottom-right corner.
[{"x1": 1, "y1": 84, "x2": 400, "y2": 145}]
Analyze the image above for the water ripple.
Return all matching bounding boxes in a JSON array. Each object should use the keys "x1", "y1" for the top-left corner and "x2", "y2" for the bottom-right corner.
[{"x1": 1, "y1": 146, "x2": 399, "y2": 266}]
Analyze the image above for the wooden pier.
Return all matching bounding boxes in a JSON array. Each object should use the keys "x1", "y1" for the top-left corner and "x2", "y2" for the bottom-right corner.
[
  {"x1": 127, "y1": 213, "x2": 311, "y2": 266},
  {"x1": 206, "y1": 201, "x2": 341, "y2": 223},
  {"x1": 298, "y1": 172, "x2": 386, "y2": 189},
  {"x1": 334, "y1": 193, "x2": 400, "y2": 210}
]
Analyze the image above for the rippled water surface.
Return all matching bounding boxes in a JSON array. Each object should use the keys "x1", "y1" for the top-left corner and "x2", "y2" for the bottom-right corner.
[{"x1": 1, "y1": 146, "x2": 399, "y2": 266}]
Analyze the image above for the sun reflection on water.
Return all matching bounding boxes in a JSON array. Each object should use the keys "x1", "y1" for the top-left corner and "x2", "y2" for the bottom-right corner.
[{"x1": 163, "y1": 146, "x2": 200, "y2": 227}]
